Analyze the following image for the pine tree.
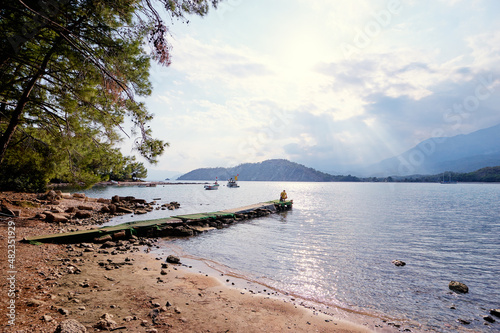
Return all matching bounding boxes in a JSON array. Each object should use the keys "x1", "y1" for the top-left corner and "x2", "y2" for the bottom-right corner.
[{"x1": 0, "y1": 0, "x2": 219, "y2": 191}]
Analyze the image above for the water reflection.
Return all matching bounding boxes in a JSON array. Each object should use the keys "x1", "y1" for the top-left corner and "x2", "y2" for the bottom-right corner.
[{"x1": 82, "y1": 182, "x2": 500, "y2": 332}]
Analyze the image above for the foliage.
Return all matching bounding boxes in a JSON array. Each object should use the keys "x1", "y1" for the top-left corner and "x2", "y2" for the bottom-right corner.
[
  {"x1": 0, "y1": 0, "x2": 219, "y2": 191},
  {"x1": 0, "y1": 134, "x2": 57, "y2": 192},
  {"x1": 109, "y1": 156, "x2": 148, "y2": 181}
]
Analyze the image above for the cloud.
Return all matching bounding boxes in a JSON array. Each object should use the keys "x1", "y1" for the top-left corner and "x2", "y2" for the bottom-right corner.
[{"x1": 137, "y1": 0, "x2": 500, "y2": 174}]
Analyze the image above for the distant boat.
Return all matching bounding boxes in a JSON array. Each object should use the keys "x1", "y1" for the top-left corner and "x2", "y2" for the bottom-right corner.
[
  {"x1": 204, "y1": 178, "x2": 220, "y2": 190},
  {"x1": 440, "y1": 172, "x2": 457, "y2": 184},
  {"x1": 227, "y1": 174, "x2": 239, "y2": 188}
]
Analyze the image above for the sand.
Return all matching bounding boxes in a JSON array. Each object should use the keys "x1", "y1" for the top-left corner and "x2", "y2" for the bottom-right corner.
[{"x1": 0, "y1": 191, "x2": 411, "y2": 332}]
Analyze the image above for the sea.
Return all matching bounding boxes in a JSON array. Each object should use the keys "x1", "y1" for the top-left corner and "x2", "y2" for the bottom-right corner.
[{"x1": 83, "y1": 181, "x2": 500, "y2": 332}]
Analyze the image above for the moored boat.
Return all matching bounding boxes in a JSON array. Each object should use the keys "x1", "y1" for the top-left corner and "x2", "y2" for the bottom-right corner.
[
  {"x1": 227, "y1": 174, "x2": 239, "y2": 188},
  {"x1": 204, "y1": 178, "x2": 220, "y2": 190}
]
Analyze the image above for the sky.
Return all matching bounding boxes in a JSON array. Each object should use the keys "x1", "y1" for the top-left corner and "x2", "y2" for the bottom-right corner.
[{"x1": 125, "y1": 0, "x2": 500, "y2": 178}]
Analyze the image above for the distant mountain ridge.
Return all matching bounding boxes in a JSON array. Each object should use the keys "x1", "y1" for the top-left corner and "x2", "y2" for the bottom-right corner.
[
  {"x1": 177, "y1": 159, "x2": 358, "y2": 182},
  {"x1": 366, "y1": 123, "x2": 500, "y2": 176}
]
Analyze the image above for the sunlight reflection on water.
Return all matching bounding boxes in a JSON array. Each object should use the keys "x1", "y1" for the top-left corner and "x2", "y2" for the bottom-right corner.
[{"x1": 84, "y1": 182, "x2": 500, "y2": 332}]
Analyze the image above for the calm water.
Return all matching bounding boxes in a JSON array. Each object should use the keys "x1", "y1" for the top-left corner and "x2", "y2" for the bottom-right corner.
[{"x1": 85, "y1": 182, "x2": 500, "y2": 332}]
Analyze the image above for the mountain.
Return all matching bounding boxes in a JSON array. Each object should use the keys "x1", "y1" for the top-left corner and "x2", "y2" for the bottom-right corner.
[
  {"x1": 366, "y1": 123, "x2": 500, "y2": 176},
  {"x1": 177, "y1": 159, "x2": 359, "y2": 182}
]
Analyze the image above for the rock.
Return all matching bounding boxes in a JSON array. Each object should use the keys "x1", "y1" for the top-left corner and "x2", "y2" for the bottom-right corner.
[
  {"x1": 45, "y1": 190, "x2": 58, "y2": 201},
  {"x1": 77, "y1": 205, "x2": 93, "y2": 211},
  {"x1": 26, "y1": 299, "x2": 46, "y2": 307},
  {"x1": 391, "y1": 260, "x2": 406, "y2": 266},
  {"x1": 108, "y1": 204, "x2": 117, "y2": 214},
  {"x1": 72, "y1": 193, "x2": 86, "y2": 199},
  {"x1": 449, "y1": 281, "x2": 469, "y2": 294},
  {"x1": 67, "y1": 265, "x2": 81, "y2": 274},
  {"x1": 112, "y1": 195, "x2": 121, "y2": 203},
  {"x1": 117, "y1": 206, "x2": 134, "y2": 214},
  {"x1": 100, "y1": 205, "x2": 110, "y2": 213},
  {"x1": 135, "y1": 209, "x2": 148, "y2": 214},
  {"x1": 160, "y1": 269, "x2": 168, "y2": 275},
  {"x1": 166, "y1": 255, "x2": 181, "y2": 264},
  {"x1": 93, "y1": 313, "x2": 117, "y2": 330},
  {"x1": 132, "y1": 198, "x2": 147, "y2": 204},
  {"x1": 112, "y1": 230, "x2": 127, "y2": 240},
  {"x1": 54, "y1": 319, "x2": 87, "y2": 333},
  {"x1": 75, "y1": 210, "x2": 92, "y2": 219},
  {"x1": 94, "y1": 235, "x2": 113, "y2": 243},
  {"x1": 41, "y1": 314, "x2": 53, "y2": 322},
  {"x1": 51, "y1": 206, "x2": 65, "y2": 213},
  {"x1": 491, "y1": 309, "x2": 500, "y2": 318},
  {"x1": 45, "y1": 211, "x2": 69, "y2": 223},
  {"x1": 457, "y1": 318, "x2": 470, "y2": 325},
  {"x1": 1, "y1": 206, "x2": 16, "y2": 217},
  {"x1": 172, "y1": 226, "x2": 194, "y2": 237},
  {"x1": 483, "y1": 315, "x2": 495, "y2": 323},
  {"x1": 97, "y1": 198, "x2": 111, "y2": 204},
  {"x1": 58, "y1": 307, "x2": 70, "y2": 315},
  {"x1": 100, "y1": 240, "x2": 116, "y2": 248},
  {"x1": 65, "y1": 207, "x2": 77, "y2": 213}
]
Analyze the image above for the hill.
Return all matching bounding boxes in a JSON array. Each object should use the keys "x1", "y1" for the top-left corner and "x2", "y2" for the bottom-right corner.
[
  {"x1": 366, "y1": 123, "x2": 500, "y2": 176},
  {"x1": 177, "y1": 159, "x2": 359, "y2": 182},
  {"x1": 445, "y1": 166, "x2": 500, "y2": 182}
]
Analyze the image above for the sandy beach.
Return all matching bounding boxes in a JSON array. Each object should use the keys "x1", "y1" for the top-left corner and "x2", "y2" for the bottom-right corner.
[{"x1": 0, "y1": 191, "x2": 398, "y2": 332}]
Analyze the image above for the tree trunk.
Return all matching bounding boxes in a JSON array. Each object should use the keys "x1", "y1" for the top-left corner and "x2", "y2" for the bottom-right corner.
[{"x1": 0, "y1": 43, "x2": 58, "y2": 165}]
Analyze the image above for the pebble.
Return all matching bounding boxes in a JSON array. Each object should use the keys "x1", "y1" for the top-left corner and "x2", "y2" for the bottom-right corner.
[
  {"x1": 41, "y1": 315, "x2": 53, "y2": 322},
  {"x1": 58, "y1": 307, "x2": 69, "y2": 315},
  {"x1": 483, "y1": 315, "x2": 495, "y2": 323}
]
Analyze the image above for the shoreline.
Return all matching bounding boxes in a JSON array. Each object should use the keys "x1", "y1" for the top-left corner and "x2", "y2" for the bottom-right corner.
[
  {"x1": 1, "y1": 190, "x2": 414, "y2": 332},
  {"x1": 155, "y1": 240, "x2": 423, "y2": 333}
]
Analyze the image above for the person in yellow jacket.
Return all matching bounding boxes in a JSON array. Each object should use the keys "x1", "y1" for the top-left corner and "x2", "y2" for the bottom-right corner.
[{"x1": 280, "y1": 190, "x2": 287, "y2": 202}]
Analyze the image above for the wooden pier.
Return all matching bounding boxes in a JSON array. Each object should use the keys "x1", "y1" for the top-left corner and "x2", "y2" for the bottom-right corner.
[{"x1": 25, "y1": 199, "x2": 293, "y2": 244}]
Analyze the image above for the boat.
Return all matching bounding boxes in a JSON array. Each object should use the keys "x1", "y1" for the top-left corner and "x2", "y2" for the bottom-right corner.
[
  {"x1": 227, "y1": 174, "x2": 239, "y2": 188},
  {"x1": 204, "y1": 178, "x2": 220, "y2": 190},
  {"x1": 440, "y1": 172, "x2": 457, "y2": 184}
]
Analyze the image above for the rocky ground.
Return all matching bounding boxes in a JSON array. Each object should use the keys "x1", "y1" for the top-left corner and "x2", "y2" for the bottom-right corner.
[{"x1": 0, "y1": 190, "x2": 386, "y2": 333}]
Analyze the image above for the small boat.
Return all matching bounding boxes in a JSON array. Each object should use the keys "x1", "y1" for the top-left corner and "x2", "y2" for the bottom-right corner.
[
  {"x1": 204, "y1": 178, "x2": 220, "y2": 190},
  {"x1": 440, "y1": 172, "x2": 457, "y2": 184},
  {"x1": 227, "y1": 174, "x2": 240, "y2": 188}
]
